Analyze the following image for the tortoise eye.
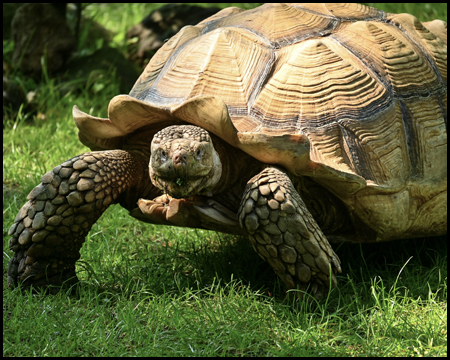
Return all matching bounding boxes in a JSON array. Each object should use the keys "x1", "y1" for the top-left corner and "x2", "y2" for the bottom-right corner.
[
  {"x1": 161, "y1": 150, "x2": 166, "y2": 160},
  {"x1": 196, "y1": 149, "x2": 201, "y2": 157}
]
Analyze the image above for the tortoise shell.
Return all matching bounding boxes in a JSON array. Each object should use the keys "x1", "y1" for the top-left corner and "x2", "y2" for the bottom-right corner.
[{"x1": 74, "y1": 3, "x2": 447, "y2": 241}]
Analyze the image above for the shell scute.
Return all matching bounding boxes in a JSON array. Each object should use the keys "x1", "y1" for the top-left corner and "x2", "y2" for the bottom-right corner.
[{"x1": 74, "y1": 3, "x2": 446, "y2": 199}]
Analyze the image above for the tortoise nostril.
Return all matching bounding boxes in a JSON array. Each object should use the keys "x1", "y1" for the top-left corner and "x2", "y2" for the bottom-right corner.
[{"x1": 173, "y1": 153, "x2": 187, "y2": 164}]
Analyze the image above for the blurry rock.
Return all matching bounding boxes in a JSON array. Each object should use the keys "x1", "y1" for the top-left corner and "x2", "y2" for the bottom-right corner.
[
  {"x1": 3, "y1": 76, "x2": 25, "y2": 122},
  {"x1": 11, "y1": 3, "x2": 76, "y2": 76},
  {"x1": 3, "y1": 3, "x2": 22, "y2": 40},
  {"x1": 65, "y1": 47, "x2": 140, "y2": 94},
  {"x1": 127, "y1": 4, "x2": 220, "y2": 66}
]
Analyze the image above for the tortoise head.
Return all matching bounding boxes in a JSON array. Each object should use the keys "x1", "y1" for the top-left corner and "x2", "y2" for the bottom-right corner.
[{"x1": 149, "y1": 125, "x2": 222, "y2": 198}]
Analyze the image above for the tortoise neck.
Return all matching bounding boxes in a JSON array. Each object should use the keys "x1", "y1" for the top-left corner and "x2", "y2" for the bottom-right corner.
[{"x1": 209, "y1": 134, "x2": 262, "y2": 195}]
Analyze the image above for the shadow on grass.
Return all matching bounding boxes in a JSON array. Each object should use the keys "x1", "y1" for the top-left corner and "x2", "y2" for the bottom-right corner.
[
  {"x1": 72, "y1": 231, "x2": 446, "y2": 305},
  {"x1": 74, "y1": 233, "x2": 280, "y2": 299},
  {"x1": 336, "y1": 235, "x2": 446, "y2": 301}
]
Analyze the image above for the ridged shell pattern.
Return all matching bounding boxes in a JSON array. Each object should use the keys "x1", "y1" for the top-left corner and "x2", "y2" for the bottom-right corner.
[{"x1": 129, "y1": 3, "x2": 447, "y2": 188}]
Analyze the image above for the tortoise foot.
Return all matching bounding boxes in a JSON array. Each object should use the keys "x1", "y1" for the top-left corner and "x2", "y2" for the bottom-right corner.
[
  {"x1": 7, "y1": 254, "x2": 78, "y2": 291},
  {"x1": 239, "y1": 167, "x2": 342, "y2": 298},
  {"x1": 7, "y1": 150, "x2": 139, "y2": 289}
]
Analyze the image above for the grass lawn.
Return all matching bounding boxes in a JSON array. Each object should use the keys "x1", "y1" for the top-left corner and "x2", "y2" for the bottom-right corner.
[{"x1": 3, "y1": 3, "x2": 447, "y2": 356}]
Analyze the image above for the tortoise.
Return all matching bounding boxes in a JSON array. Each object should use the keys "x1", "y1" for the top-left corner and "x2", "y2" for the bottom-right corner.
[{"x1": 7, "y1": 3, "x2": 447, "y2": 297}]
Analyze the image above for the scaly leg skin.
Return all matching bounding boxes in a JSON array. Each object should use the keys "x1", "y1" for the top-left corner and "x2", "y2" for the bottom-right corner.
[
  {"x1": 239, "y1": 167, "x2": 341, "y2": 299},
  {"x1": 7, "y1": 150, "x2": 146, "y2": 290}
]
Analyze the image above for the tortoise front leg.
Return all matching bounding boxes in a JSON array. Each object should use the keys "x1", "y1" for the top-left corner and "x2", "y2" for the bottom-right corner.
[
  {"x1": 238, "y1": 167, "x2": 341, "y2": 298},
  {"x1": 7, "y1": 150, "x2": 147, "y2": 289}
]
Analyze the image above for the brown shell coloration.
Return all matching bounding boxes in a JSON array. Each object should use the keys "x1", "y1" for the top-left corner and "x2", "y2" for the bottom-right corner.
[{"x1": 74, "y1": 3, "x2": 447, "y2": 241}]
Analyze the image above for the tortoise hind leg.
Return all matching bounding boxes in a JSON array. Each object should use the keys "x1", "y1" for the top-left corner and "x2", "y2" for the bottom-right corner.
[
  {"x1": 238, "y1": 167, "x2": 341, "y2": 298},
  {"x1": 7, "y1": 150, "x2": 146, "y2": 289}
]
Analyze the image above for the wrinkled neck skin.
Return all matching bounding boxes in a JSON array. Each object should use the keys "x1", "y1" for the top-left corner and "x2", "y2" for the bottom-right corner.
[
  {"x1": 117, "y1": 151, "x2": 161, "y2": 211},
  {"x1": 208, "y1": 133, "x2": 263, "y2": 199}
]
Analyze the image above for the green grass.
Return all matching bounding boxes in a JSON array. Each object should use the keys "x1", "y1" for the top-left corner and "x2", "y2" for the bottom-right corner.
[{"x1": 3, "y1": 3, "x2": 447, "y2": 357}]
